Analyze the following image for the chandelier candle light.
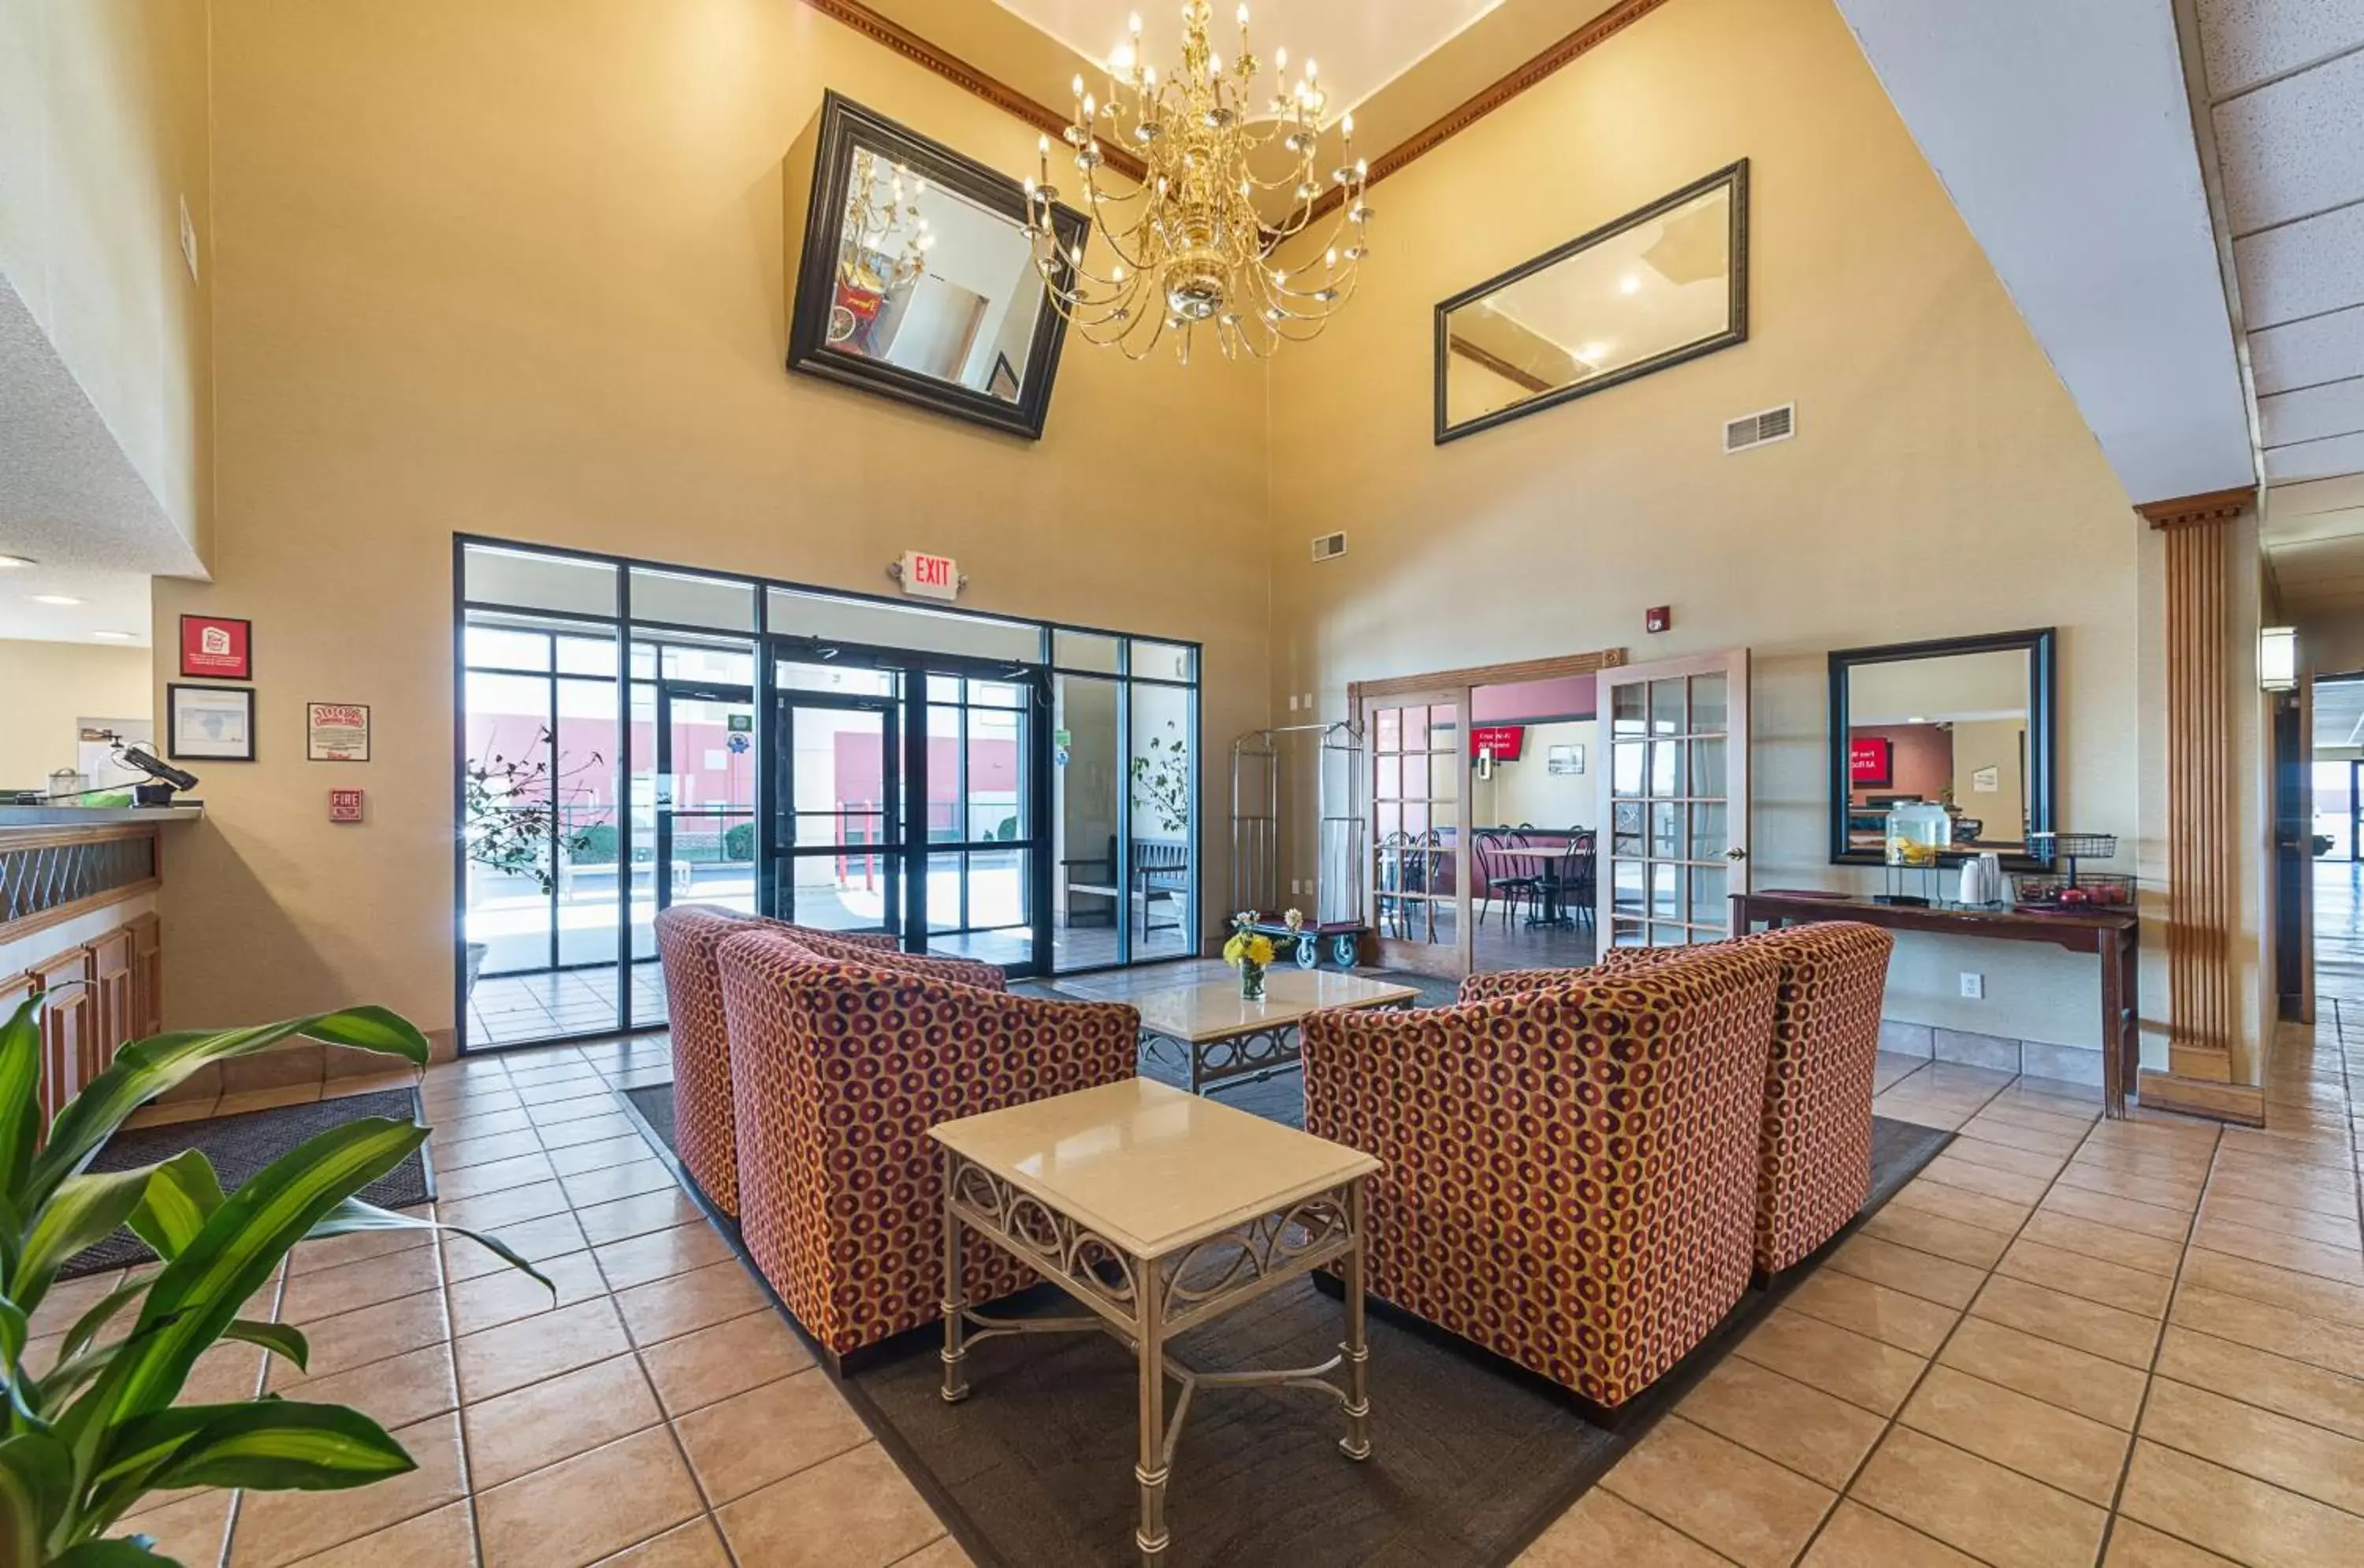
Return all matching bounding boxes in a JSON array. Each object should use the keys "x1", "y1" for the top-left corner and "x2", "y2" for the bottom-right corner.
[{"x1": 1027, "y1": 2, "x2": 1373, "y2": 362}]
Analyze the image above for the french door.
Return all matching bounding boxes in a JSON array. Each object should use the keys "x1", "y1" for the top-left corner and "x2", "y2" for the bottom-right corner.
[
  {"x1": 1362, "y1": 688, "x2": 1471, "y2": 977},
  {"x1": 1598, "y1": 650, "x2": 1750, "y2": 947}
]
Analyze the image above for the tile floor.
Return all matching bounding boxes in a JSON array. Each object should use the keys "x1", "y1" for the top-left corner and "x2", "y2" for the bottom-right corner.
[
  {"x1": 69, "y1": 959, "x2": 2364, "y2": 1565},
  {"x1": 468, "y1": 966, "x2": 668, "y2": 1048}
]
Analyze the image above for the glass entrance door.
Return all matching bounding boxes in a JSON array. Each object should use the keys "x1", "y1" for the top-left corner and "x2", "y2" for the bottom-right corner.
[
  {"x1": 918, "y1": 671, "x2": 1046, "y2": 971},
  {"x1": 654, "y1": 683, "x2": 758, "y2": 921},
  {"x1": 771, "y1": 674, "x2": 902, "y2": 938}
]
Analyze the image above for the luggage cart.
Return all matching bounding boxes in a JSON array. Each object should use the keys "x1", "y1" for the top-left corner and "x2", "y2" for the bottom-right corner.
[{"x1": 1229, "y1": 720, "x2": 1368, "y2": 968}]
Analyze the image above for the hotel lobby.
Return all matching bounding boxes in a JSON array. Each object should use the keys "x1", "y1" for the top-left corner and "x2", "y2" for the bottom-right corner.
[{"x1": 6, "y1": 0, "x2": 2364, "y2": 1564}]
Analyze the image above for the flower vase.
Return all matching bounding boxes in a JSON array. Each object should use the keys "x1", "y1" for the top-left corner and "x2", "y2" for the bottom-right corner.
[{"x1": 1240, "y1": 963, "x2": 1266, "y2": 1001}]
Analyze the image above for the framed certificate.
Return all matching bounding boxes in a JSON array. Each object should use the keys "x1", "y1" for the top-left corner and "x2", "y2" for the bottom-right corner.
[
  {"x1": 168, "y1": 684, "x2": 256, "y2": 761},
  {"x1": 307, "y1": 701, "x2": 371, "y2": 762}
]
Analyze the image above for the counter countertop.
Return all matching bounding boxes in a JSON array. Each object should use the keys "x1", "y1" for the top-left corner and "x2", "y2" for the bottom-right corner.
[{"x1": 0, "y1": 805, "x2": 206, "y2": 830}]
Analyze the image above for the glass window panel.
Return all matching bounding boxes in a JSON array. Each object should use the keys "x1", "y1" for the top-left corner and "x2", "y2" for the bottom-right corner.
[
  {"x1": 1689, "y1": 865, "x2": 1727, "y2": 924},
  {"x1": 1400, "y1": 707, "x2": 1428, "y2": 744},
  {"x1": 928, "y1": 674, "x2": 965, "y2": 704},
  {"x1": 554, "y1": 634, "x2": 616, "y2": 677},
  {"x1": 1129, "y1": 682, "x2": 1194, "y2": 959},
  {"x1": 1650, "y1": 678, "x2": 1685, "y2": 736},
  {"x1": 1376, "y1": 849, "x2": 1405, "y2": 894},
  {"x1": 1429, "y1": 705, "x2": 1459, "y2": 749},
  {"x1": 463, "y1": 672, "x2": 558, "y2": 978},
  {"x1": 656, "y1": 644, "x2": 754, "y2": 686},
  {"x1": 1376, "y1": 802, "x2": 1401, "y2": 839},
  {"x1": 1650, "y1": 923, "x2": 1689, "y2": 948},
  {"x1": 465, "y1": 626, "x2": 551, "y2": 672},
  {"x1": 628, "y1": 567, "x2": 755, "y2": 632},
  {"x1": 1650, "y1": 802, "x2": 1683, "y2": 859},
  {"x1": 776, "y1": 660, "x2": 896, "y2": 697},
  {"x1": 1650, "y1": 861, "x2": 1682, "y2": 918},
  {"x1": 1375, "y1": 754, "x2": 1400, "y2": 801},
  {"x1": 1690, "y1": 801, "x2": 1728, "y2": 859},
  {"x1": 1054, "y1": 673, "x2": 1121, "y2": 972},
  {"x1": 1613, "y1": 741, "x2": 1646, "y2": 797},
  {"x1": 971, "y1": 680, "x2": 1025, "y2": 709},
  {"x1": 1374, "y1": 708, "x2": 1402, "y2": 752},
  {"x1": 1054, "y1": 629, "x2": 1121, "y2": 673},
  {"x1": 927, "y1": 706, "x2": 961, "y2": 842},
  {"x1": 1611, "y1": 681, "x2": 1646, "y2": 738},
  {"x1": 1689, "y1": 672, "x2": 1728, "y2": 735},
  {"x1": 791, "y1": 708, "x2": 886, "y2": 816},
  {"x1": 1403, "y1": 801, "x2": 1431, "y2": 837},
  {"x1": 924, "y1": 852, "x2": 965, "y2": 931},
  {"x1": 959, "y1": 847, "x2": 1028, "y2": 931},
  {"x1": 786, "y1": 859, "x2": 893, "y2": 934},
  {"x1": 1429, "y1": 750, "x2": 1460, "y2": 801},
  {"x1": 465, "y1": 544, "x2": 618, "y2": 617},
  {"x1": 768, "y1": 586, "x2": 1044, "y2": 663},
  {"x1": 1610, "y1": 917, "x2": 1647, "y2": 949},
  {"x1": 1649, "y1": 740, "x2": 1686, "y2": 798},
  {"x1": 968, "y1": 706, "x2": 1024, "y2": 843},
  {"x1": 1612, "y1": 858, "x2": 1645, "y2": 915},
  {"x1": 1431, "y1": 897, "x2": 1457, "y2": 949},
  {"x1": 1692, "y1": 738, "x2": 1727, "y2": 799},
  {"x1": 1130, "y1": 641, "x2": 1195, "y2": 682}
]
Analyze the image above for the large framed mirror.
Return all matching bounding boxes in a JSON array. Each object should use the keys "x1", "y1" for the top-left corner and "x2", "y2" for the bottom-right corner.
[
  {"x1": 1435, "y1": 160, "x2": 1748, "y2": 444},
  {"x1": 789, "y1": 93, "x2": 1087, "y2": 440},
  {"x1": 1828, "y1": 628, "x2": 2057, "y2": 868}
]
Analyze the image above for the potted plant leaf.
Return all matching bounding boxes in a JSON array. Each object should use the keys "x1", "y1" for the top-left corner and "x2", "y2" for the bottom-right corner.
[{"x1": 0, "y1": 995, "x2": 551, "y2": 1564}]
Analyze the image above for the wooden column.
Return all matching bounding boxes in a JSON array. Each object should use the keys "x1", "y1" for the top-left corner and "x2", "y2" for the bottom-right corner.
[{"x1": 2141, "y1": 487, "x2": 2255, "y2": 1109}]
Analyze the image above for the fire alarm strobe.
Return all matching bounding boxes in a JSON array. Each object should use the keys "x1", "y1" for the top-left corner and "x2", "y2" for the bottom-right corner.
[
  {"x1": 1645, "y1": 605, "x2": 1673, "y2": 634},
  {"x1": 328, "y1": 788, "x2": 364, "y2": 823}
]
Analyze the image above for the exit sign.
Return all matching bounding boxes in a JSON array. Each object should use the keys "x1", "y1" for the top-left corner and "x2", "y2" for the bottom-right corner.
[{"x1": 899, "y1": 552, "x2": 960, "y2": 602}]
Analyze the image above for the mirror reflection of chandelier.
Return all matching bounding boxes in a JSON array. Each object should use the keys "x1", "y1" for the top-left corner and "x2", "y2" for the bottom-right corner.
[
  {"x1": 831, "y1": 149, "x2": 936, "y2": 343},
  {"x1": 1027, "y1": 2, "x2": 1371, "y2": 362}
]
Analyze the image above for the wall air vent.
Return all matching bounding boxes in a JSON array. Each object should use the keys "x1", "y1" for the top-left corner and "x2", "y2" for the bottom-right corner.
[
  {"x1": 1723, "y1": 403, "x2": 1796, "y2": 453},
  {"x1": 1310, "y1": 531, "x2": 1348, "y2": 563}
]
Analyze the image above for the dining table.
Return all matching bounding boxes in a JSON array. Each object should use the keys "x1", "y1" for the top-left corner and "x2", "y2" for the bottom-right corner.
[{"x1": 1489, "y1": 842, "x2": 1590, "y2": 927}]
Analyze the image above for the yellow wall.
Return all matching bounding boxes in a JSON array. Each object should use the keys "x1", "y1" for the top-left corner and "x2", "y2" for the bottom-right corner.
[
  {"x1": 0, "y1": 640, "x2": 154, "y2": 790},
  {"x1": 158, "y1": 0, "x2": 1269, "y2": 1039},
  {"x1": 1266, "y1": 0, "x2": 2161, "y2": 1064},
  {"x1": 0, "y1": 0, "x2": 212, "y2": 561}
]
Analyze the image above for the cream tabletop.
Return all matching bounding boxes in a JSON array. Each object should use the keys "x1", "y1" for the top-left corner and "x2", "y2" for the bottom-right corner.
[
  {"x1": 1126, "y1": 968, "x2": 1420, "y2": 1044},
  {"x1": 929, "y1": 1078, "x2": 1380, "y2": 1259}
]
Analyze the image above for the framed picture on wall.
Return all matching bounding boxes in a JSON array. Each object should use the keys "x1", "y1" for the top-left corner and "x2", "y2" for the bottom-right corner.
[
  {"x1": 1546, "y1": 744, "x2": 1585, "y2": 775},
  {"x1": 168, "y1": 684, "x2": 256, "y2": 761},
  {"x1": 180, "y1": 615, "x2": 253, "y2": 680}
]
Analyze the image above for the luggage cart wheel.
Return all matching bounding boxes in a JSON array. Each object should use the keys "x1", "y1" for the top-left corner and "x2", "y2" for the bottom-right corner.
[
  {"x1": 1330, "y1": 934, "x2": 1359, "y2": 968},
  {"x1": 1295, "y1": 936, "x2": 1320, "y2": 970}
]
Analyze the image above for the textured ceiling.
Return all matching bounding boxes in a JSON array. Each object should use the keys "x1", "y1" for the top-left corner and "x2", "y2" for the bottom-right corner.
[{"x1": 0, "y1": 560, "x2": 153, "y2": 646}]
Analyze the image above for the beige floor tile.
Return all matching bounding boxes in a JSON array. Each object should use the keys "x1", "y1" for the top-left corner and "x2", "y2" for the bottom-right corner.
[
  {"x1": 1858, "y1": 1204, "x2": 2013, "y2": 1270},
  {"x1": 1517, "y1": 1488, "x2": 1732, "y2": 1566},
  {"x1": 1923, "y1": 1152, "x2": 2053, "y2": 1206},
  {"x1": 455, "y1": 1295, "x2": 632, "y2": 1403},
  {"x1": 2139, "y1": 1377, "x2": 2364, "y2": 1515},
  {"x1": 1973, "y1": 1275, "x2": 2163, "y2": 1368},
  {"x1": 1826, "y1": 1233, "x2": 1987, "y2": 1309},
  {"x1": 590, "y1": 1518, "x2": 737, "y2": 1567},
  {"x1": 2154, "y1": 1324, "x2": 2364, "y2": 1441},
  {"x1": 2203, "y1": 1166, "x2": 2356, "y2": 1220},
  {"x1": 2118, "y1": 1439, "x2": 2364, "y2": 1568},
  {"x1": 1673, "y1": 1354, "x2": 1886, "y2": 1488},
  {"x1": 1898, "y1": 1365, "x2": 2130, "y2": 1505},
  {"x1": 576, "y1": 1189, "x2": 708, "y2": 1247},
  {"x1": 2039, "y1": 1185, "x2": 2192, "y2": 1243},
  {"x1": 674, "y1": 1364, "x2": 871, "y2": 1504},
  {"x1": 2052, "y1": 1161, "x2": 2201, "y2": 1212},
  {"x1": 1998, "y1": 1239, "x2": 2174, "y2": 1317},
  {"x1": 617, "y1": 1258, "x2": 772, "y2": 1347},
  {"x1": 891, "y1": 1536, "x2": 974, "y2": 1568},
  {"x1": 561, "y1": 1160, "x2": 683, "y2": 1209},
  {"x1": 1937, "y1": 1315, "x2": 2149, "y2": 1429},
  {"x1": 184, "y1": 1340, "x2": 269, "y2": 1404},
  {"x1": 284, "y1": 1500, "x2": 474, "y2": 1566},
  {"x1": 1973, "y1": 1095, "x2": 2098, "y2": 1135},
  {"x1": 1598, "y1": 1415, "x2": 1834, "y2": 1568},
  {"x1": 433, "y1": 1128, "x2": 547, "y2": 1171},
  {"x1": 641, "y1": 1306, "x2": 816, "y2": 1415},
  {"x1": 436, "y1": 1151, "x2": 560, "y2": 1201},
  {"x1": 1801, "y1": 1501, "x2": 1980, "y2": 1566},
  {"x1": 437, "y1": 1106, "x2": 535, "y2": 1141},
  {"x1": 463, "y1": 1351, "x2": 663, "y2": 1488},
  {"x1": 545, "y1": 1131, "x2": 660, "y2": 1176},
  {"x1": 1848, "y1": 1426, "x2": 2106, "y2": 1568},
  {"x1": 27, "y1": 1269, "x2": 128, "y2": 1338},
  {"x1": 2197, "y1": 1191, "x2": 2363, "y2": 1249},
  {"x1": 116, "y1": 1489, "x2": 233, "y2": 1568},
  {"x1": 1782, "y1": 1269, "x2": 1960, "y2": 1356},
  {"x1": 2169, "y1": 1282, "x2": 2364, "y2": 1379},
  {"x1": 229, "y1": 1412, "x2": 465, "y2": 1567},
  {"x1": 276, "y1": 1340, "x2": 459, "y2": 1431},
  {"x1": 1734, "y1": 1306, "x2": 1928, "y2": 1416},
  {"x1": 537, "y1": 1111, "x2": 648, "y2": 1151},
  {"x1": 1940, "y1": 1135, "x2": 2070, "y2": 1181},
  {"x1": 1953, "y1": 1115, "x2": 2083, "y2": 1158},
  {"x1": 595, "y1": 1221, "x2": 736, "y2": 1292},
  {"x1": 716, "y1": 1443, "x2": 946, "y2": 1568},
  {"x1": 2016, "y1": 1211, "x2": 2185, "y2": 1278},
  {"x1": 2100, "y1": 1519, "x2": 2240, "y2": 1566},
  {"x1": 439, "y1": 1179, "x2": 574, "y2": 1232},
  {"x1": 278, "y1": 1245, "x2": 446, "y2": 1326},
  {"x1": 478, "y1": 1425, "x2": 704, "y2": 1568},
  {"x1": 267, "y1": 1288, "x2": 450, "y2": 1388},
  {"x1": 446, "y1": 1247, "x2": 604, "y2": 1336},
  {"x1": 2072, "y1": 1140, "x2": 2213, "y2": 1181},
  {"x1": 1891, "y1": 1177, "x2": 2032, "y2": 1235},
  {"x1": 442, "y1": 1212, "x2": 590, "y2": 1281},
  {"x1": 2182, "y1": 1247, "x2": 2364, "y2": 1328},
  {"x1": 533, "y1": 1093, "x2": 637, "y2": 1128}
]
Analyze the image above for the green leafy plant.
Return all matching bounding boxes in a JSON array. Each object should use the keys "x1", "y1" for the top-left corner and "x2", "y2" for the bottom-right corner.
[
  {"x1": 463, "y1": 726, "x2": 605, "y2": 894},
  {"x1": 1128, "y1": 720, "x2": 1190, "y2": 837},
  {"x1": 0, "y1": 996, "x2": 551, "y2": 1565}
]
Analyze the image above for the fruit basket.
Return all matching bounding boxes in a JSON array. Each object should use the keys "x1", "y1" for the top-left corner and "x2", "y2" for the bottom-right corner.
[{"x1": 2013, "y1": 871, "x2": 2135, "y2": 911}]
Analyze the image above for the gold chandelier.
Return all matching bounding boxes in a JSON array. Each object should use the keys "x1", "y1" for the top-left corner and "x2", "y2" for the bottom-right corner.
[
  {"x1": 837, "y1": 148, "x2": 934, "y2": 305},
  {"x1": 1025, "y1": 2, "x2": 1372, "y2": 362}
]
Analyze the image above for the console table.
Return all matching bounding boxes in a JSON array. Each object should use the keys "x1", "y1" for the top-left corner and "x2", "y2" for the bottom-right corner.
[{"x1": 1732, "y1": 890, "x2": 2139, "y2": 1119}]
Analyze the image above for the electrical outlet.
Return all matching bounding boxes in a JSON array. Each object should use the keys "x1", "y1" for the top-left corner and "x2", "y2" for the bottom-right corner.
[{"x1": 1960, "y1": 972, "x2": 1983, "y2": 1000}]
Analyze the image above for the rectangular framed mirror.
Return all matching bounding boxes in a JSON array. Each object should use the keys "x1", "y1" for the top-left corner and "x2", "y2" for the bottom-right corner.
[
  {"x1": 1828, "y1": 628, "x2": 2057, "y2": 868},
  {"x1": 789, "y1": 93, "x2": 1087, "y2": 440},
  {"x1": 1435, "y1": 160, "x2": 1748, "y2": 444}
]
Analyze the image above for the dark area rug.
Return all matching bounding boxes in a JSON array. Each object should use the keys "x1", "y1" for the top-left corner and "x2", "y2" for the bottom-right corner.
[
  {"x1": 60, "y1": 1087, "x2": 433, "y2": 1280},
  {"x1": 626, "y1": 1057, "x2": 1950, "y2": 1568}
]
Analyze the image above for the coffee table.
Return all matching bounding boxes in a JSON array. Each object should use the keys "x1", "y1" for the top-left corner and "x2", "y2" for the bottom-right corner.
[
  {"x1": 1061, "y1": 968, "x2": 1420, "y2": 1095},
  {"x1": 931, "y1": 1078, "x2": 1380, "y2": 1566}
]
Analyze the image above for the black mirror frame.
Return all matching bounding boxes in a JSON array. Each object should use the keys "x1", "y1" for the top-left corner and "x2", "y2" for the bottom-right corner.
[
  {"x1": 788, "y1": 92, "x2": 1088, "y2": 441},
  {"x1": 1433, "y1": 159, "x2": 1749, "y2": 446},
  {"x1": 1827, "y1": 627, "x2": 2059, "y2": 871}
]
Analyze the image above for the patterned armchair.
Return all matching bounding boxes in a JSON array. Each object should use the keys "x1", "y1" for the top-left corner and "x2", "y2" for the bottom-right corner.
[
  {"x1": 1303, "y1": 946, "x2": 1780, "y2": 1414},
  {"x1": 1455, "y1": 922, "x2": 1894, "y2": 1275},
  {"x1": 716, "y1": 927, "x2": 1139, "y2": 1362},
  {"x1": 653, "y1": 905, "x2": 1007, "y2": 1217}
]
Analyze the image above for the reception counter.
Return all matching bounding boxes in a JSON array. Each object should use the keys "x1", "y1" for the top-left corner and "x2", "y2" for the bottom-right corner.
[{"x1": 1, "y1": 805, "x2": 201, "y2": 1122}]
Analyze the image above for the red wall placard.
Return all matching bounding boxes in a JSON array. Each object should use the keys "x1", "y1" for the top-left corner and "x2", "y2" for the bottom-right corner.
[
  {"x1": 328, "y1": 788, "x2": 365, "y2": 823},
  {"x1": 1849, "y1": 736, "x2": 1893, "y2": 786},
  {"x1": 180, "y1": 615, "x2": 252, "y2": 679},
  {"x1": 1470, "y1": 724, "x2": 1526, "y2": 761}
]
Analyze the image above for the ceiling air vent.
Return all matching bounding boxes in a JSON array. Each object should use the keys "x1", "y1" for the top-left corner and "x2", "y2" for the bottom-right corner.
[
  {"x1": 1724, "y1": 403, "x2": 1796, "y2": 454},
  {"x1": 1310, "y1": 531, "x2": 1348, "y2": 563}
]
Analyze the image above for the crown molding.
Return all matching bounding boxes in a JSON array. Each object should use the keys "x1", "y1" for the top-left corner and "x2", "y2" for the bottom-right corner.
[{"x1": 2138, "y1": 485, "x2": 2256, "y2": 529}]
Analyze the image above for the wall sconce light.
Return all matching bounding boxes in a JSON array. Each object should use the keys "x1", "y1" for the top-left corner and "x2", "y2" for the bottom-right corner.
[{"x1": 2260, "y1": 626, "x2": 2296, "y2": 692}]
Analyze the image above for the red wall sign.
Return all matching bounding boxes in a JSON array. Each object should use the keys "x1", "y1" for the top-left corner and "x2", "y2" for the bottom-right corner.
[
  {"x1": 1645, "y1": 605, "x2": 1673, "y2": 634},
  {"x1": 328, "y1": 788, "x2": 364, "y2": 823},
  {"x1": 1470, "y1": 724, "x2": 1526, "y2": 761},
  {"x1": 1849, "y1": 737, "x2": 1893, "y2": 787},
  {"x1": 180, "y1": 615, "x2": 252, "y2": 680}
]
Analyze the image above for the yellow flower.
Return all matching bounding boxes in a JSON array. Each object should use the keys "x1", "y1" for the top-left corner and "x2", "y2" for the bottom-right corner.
[
  {"x1": 1283, "y1": 908, "x2": 1305, "y2": 931},
  {"x1": 1246, "y1": 935, "x2": 1275, "y2": 966},
  {"x1": 1222, "y1": 934, "x2": 1246, "y2": 964}
]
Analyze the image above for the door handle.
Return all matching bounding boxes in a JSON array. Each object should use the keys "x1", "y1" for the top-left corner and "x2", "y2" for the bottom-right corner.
[{"x1": 1726, "y1": 847, "x2": 1747, "y2": 860}]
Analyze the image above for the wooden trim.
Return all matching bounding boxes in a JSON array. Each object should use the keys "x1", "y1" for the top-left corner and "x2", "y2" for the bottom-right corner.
[
  {"x1": 1446, "y1": 337, "x2": 1554, "y2": 396},
  {"x1": 2139, "y1": 487, "x2": 2254, "y2": 529},
  {"x1": 0, "y1": 823, "x2": 159, "y2": 855},
  {"x1": 2159, "y1": 514, "x2": 2240, "y2": 1082},
  {"x1": 0, "y1": 879, "x2": 161, "y2": 951},
  {"x1": 798, "y1": 0, "x2": 1148, "y2": 183},
  {"x1": 2136, "y1": 1069, "x2": 2265, "y2": 1126},
  {"x1": 1349, "y1": 647, "x2": 1627, "y2": 705},
  {"x1": 1309, "y1": 0, "x2": 1674, "y2": 221}
]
